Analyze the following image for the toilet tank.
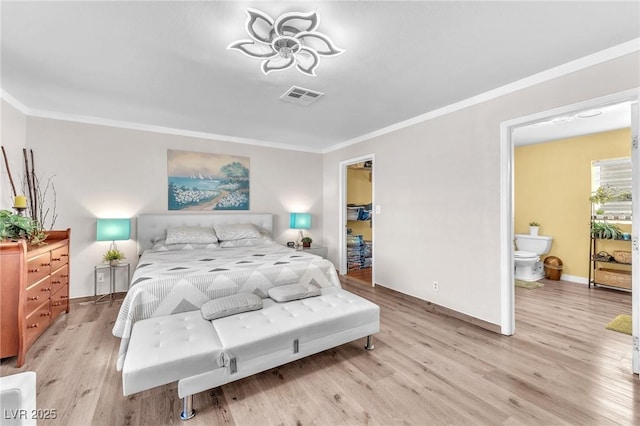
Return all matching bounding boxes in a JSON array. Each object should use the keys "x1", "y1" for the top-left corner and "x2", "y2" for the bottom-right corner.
[{"x1": 515, "y1": 234, "x2": 553, "y2": 255}]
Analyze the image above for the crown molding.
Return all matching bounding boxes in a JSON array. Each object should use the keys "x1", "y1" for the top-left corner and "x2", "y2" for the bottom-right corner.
[
  {"x1": 0, "y1": 100, "x2": 322, "y2": 154},
  {"x1": 324, "y1": 38, "x2": 640, "y2": 153},
  {"x1": 0, "y1": 89, "x2": 30, "y2": 115}
]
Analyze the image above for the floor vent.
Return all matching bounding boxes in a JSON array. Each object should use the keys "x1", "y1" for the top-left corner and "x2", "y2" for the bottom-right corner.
[{"x1": 280, "y1": 86, "x2": 324, "y2": 106}]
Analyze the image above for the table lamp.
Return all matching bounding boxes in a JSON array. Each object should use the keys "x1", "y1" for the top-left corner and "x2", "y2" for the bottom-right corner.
[
  {"x1": 289, "y1": 213, "x2": 311, "y2": 247},
  {"x1": 96, "y1": 218, "x2": 131, "y2": 251}
]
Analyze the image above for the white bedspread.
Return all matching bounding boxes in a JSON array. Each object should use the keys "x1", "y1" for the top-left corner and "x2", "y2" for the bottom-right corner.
[{"x1": 112, "y1": 244, "x2": 341, "y2": 370}]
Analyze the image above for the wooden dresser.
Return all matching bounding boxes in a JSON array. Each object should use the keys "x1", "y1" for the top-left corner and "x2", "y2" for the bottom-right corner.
[{"x1": 0, "y1": 229, "x2": 71, "y2": 367}]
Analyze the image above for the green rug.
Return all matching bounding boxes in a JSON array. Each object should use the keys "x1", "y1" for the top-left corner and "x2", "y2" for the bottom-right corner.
[
  {"x1": 605, "y1": 314, "x2": 632, "y2": 335},
  {"x1": 515, "y1": 279, "x2": 544, "y2": 289}
]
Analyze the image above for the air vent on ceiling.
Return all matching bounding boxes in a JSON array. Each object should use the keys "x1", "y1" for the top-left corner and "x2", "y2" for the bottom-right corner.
[{"x1": 280, "y1": 86, "x2": 324, "y2": 106}]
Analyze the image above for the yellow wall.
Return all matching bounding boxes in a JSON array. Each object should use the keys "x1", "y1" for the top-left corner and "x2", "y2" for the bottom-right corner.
[
  {"x1": 347, "y1": 167, "x2": 372, "y2": 240},
  {"x1": 514, "y1": 128, "x2": 631, "y2": 280}
]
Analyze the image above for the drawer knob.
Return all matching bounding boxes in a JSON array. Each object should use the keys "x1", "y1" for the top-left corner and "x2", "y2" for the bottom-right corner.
[
  {"x1": 60, "y1": 295, "x2": 69, "y2": 299},
  {"x1": 27, "y1": 296, "x2": 39, "y2": 301},
  {"x1": 28, "y1": 268, "x2": 40, "y2": 273},
  {"x1": 52, "y1": 280, "x2": 61, "y2": 284},
  {"x1": 61, "y1": 274, "x2": 69, "y2": 278},
  {"x1": 41, "y1": 262, "x2": 51, "y2": 266},
  {"x1": 27, "y1": 324, "x2": 38, "y2": 329},
  {"x1": 41, "y1": 287, "x2": 51, "y2": 292},
  {"x1": 61, "y1": 253, "x2": 69, "y2": 257},
  {"x1": 52, "y1": 302, "x2": 61, "y2": 307},
  {"x1": 40, "y1": 312, "x2": 51, "y2": 317},
  {"x1": 52, "y1": 257, "x2": 61, "y2": 261}
]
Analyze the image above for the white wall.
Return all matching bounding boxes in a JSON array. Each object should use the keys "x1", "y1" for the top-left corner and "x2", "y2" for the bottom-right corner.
[
  {"x1": 1, "y1": 100, "x2": 27, "y2": 209},
  {"x1": 22, "y1": 118, "x2": 324, "y2": 297},
  {"x1": 323, "y1": 52, "x2": 640, "y2": 328}
]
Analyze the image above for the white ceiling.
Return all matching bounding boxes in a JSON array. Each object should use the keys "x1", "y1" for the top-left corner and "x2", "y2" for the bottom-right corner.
[{"x1": 1, "y1": 1, "x2": 639, "y2": 152}]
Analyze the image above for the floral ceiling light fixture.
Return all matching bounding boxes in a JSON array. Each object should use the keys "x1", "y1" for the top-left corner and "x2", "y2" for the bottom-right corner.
[{"x1": 227, "y1": 8, "x2": 344, "y2": 76}]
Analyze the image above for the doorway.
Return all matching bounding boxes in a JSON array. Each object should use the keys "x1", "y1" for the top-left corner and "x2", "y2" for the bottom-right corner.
[
  {"x1": 500, "y1": 89, "x2": 639, "y2": 374},
  {"x1": 339, "y1": 154, "x2": 375, "y2": 286}
]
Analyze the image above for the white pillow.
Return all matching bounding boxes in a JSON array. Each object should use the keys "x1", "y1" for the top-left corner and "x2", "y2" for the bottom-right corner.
[
  {"x1": 201, "y1": 293, "x2": 263, "y2": 320},
  {"x1": 150, "y1": 240, "x2": 219, "y2": 251},
  {"x1": 219, "y1": 231, "x2": 276, "y2": 248},
  {"x1": 213, "y1": 223, "x2": 261, "y2": 241},
  {"x1": 268, "y1": 283, "x2": 321, "y2": 302},
  {"x1": 165, "y1": 226, "x2": 218, "y2": 245}
]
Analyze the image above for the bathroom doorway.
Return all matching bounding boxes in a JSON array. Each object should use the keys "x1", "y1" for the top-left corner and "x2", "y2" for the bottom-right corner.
[
  {"x1": 500, "y1": 90, "x2": 639, "y2": 374},
  {"x1": 339, "y1": 154, "x2": 375, "y2": 286}
]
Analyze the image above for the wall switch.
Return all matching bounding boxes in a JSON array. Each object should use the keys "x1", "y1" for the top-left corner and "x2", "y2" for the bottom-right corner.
[
  {"x1": 375, "y1": 205, "x2": 381, "y2": 214},
  {"x1": 433, "y1": 281, "x2": 439, "y2": 291},
  {"x1": 97, "y1": 272, "x2": 105, "y2": 283}
]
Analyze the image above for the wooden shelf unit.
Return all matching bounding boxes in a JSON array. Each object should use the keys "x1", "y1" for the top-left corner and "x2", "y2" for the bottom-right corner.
[{"x1": 588, "y1": 219, "x2": 631, "y2": 291}]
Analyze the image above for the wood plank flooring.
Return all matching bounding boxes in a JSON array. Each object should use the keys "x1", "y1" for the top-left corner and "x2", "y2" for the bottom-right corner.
[
  {"x1": 1, "y1": 279, "x2": 637, "y2": 425},
  {"x1": 347, "y1": 267, "x2": 372, "y2": 285}
]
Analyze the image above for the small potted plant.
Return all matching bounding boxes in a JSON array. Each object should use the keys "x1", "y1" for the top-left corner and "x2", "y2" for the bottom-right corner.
[
  {"x1": 103, "y1": 249, "x2": 126, "y2": 266},
  {"x1": 301, "y1": 237, "x2": 312, "y2": 248},
  {"x1": 590, "y1": 221, "x2": 622, "y2": 239},
  {"x1": 0, "y1": 209, "x2": 46, "y2": 245},
  {"x1": 529, "y1": 221, "x2": 540, "y2": 236}
]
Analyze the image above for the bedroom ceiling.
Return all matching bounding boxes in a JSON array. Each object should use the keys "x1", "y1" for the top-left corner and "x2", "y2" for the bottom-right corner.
[{"x1": 1, "y1": 1, "x2": 639, "y2": 152}]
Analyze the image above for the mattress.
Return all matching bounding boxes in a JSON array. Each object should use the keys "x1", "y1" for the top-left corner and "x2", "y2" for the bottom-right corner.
[{"x1": 113, "y1": 244, "x2": 342, "y2": 370}]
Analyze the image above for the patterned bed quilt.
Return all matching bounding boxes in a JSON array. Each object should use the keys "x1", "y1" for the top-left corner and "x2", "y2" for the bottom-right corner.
[{"x1": 112, "y1": 244, "x2": 341, "y2": 370}]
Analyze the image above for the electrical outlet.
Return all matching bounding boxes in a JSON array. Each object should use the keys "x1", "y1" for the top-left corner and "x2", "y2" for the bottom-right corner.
[
  {"x1": 97, "y1": 272, "x2": 105, "y2": 283},
  {"x1": 433, "y1": 281, "x2": 439, "y2": 291}
]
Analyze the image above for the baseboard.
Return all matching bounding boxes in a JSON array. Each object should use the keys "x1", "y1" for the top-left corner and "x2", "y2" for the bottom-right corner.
[
  {"x1": 366, "y1": 283, "x2": 501, "y2": 334},
  {"x1": 558, "y1": 274, "x2": 588, "y2": 285}
]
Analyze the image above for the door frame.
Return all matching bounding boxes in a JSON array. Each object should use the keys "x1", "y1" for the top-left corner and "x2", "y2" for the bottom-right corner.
[
  {"x1": 499, "y1": 88, "x2": 639, "y2": 341},
  {"x1": 338, "y1": 154, "x2": 375, "y2": 286}
]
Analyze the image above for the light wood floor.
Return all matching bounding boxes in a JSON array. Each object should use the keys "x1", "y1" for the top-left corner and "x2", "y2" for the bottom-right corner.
[
  {"x1": 1, "y1": 279, "x2": 637, "y2": 425},
  {"x1": 347, "y1": 267, "x2": 372, "y2": 284}
]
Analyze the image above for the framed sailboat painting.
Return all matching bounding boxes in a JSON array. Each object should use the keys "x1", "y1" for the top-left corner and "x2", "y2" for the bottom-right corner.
[{"x1": 167, "y1": 149, "x2": 250, "y2": 211}]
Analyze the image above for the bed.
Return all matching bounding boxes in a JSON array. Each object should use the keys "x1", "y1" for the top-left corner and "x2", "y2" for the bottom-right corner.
[{"x1": 112, "y1": 213, "x2": 341, "y2": 370}]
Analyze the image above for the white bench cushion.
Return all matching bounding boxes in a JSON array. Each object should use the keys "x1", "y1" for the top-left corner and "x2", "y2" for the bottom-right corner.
[
  {"x1": 212, "y1": 287, "x2": 379, "y2": 362},
  {"x1": 122, "y1": 310, "x2": 224, "y2": 396}
]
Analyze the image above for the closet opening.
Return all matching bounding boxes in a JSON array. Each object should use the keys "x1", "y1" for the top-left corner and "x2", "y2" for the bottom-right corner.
[{"x1": 339, "y1": 154, "x2": 375, "y2": 287}]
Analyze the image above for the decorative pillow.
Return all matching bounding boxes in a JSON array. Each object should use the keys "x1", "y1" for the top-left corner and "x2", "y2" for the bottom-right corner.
[
  {"x1": 150, "y1": 240, "x2": 219, "y2": 252},
  {"x1": 213, "y1": 223, "x2": 261, "y2": 241},
  {"x1": 268, "y1": 283, "x2": 321, "y2": 303},
  {"x1": 164, "y1": 226, "x2": 218, "y2": 245},
  {"x1": 201, "y1": 293, "x2": 263, "y2": 320},
  {"x1": 219, "y1": 231, "x2": 276, "y2": 248}
]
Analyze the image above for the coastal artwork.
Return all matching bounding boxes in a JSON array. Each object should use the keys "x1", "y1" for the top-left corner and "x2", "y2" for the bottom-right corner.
[{"x1": 167, "y1": 150, "x2": 249, "y2": 211}]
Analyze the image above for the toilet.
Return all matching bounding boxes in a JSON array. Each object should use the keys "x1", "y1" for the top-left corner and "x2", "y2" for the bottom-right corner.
[{"x1": 514, "y1": 234, "x2": 553, "y2": 282}]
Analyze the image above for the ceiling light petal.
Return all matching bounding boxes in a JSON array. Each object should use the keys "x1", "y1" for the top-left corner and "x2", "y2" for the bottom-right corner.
[
  {"x1": 227, "y1": 40, "x2": 277, "y2": 59},
  {"x1": 261, "y1": 56, "x2": 296, "y2": 75},
  {"x1": 295, "y1": 47, "x2": 320, "y2": 76},
  {"x1": 295, "y1": 31, "x2": 345, "y2": 56},
  {"x1": 274, "y1": 10, "x2": 319, "y2": 37},
  {"x1": 244, "y1": 8, "x2": 275, "y2": 44}
]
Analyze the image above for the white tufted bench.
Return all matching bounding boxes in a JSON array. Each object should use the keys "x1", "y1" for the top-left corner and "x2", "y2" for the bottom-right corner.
[{"x1": 122, "y1": 287, "x2": 379, "y2": 420}]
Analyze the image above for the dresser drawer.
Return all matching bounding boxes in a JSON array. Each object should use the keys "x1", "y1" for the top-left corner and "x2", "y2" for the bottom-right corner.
[
  {"x1": 25, "y1": 277, "x2": 51, "y2": 315},
  {"x1": 27, "y1": 252, "x2": 51, "y2": 285},
  {"x1": 51, "y1": 285, "x2": 69, "y2": 320},
  {"x1": 25, "y1": 302, "x2": 51, "y2": 345},
  {"x1": 50, "y1": 264, "x2": 69, "y2": 294},
  {"x1": 51, "y1": 246, "x2": 69, "y2": 269}
]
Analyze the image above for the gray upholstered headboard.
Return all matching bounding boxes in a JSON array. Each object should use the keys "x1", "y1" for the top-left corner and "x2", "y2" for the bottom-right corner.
[{"x1": 137, "y1": 213, "x2": 273, "y2": 254}]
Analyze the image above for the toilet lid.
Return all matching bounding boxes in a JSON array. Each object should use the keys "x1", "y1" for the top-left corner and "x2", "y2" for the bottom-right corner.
[{"x1": 514, "y1": 250, "x2": 537, "y2": 259}]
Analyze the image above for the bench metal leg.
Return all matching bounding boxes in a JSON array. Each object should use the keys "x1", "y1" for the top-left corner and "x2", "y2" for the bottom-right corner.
[
  {"x1": 180, "y1": 395, "x2": 195, "y2": 420},
  {"x1": 365, "y1": 335, "x2": 375, "y2": 351}
]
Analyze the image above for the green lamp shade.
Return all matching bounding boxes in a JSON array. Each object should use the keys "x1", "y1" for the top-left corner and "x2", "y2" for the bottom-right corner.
[
  {"x1": 96, "y1": 218, "x2": 131, "y2": 241},
  {"x1": 290, "y1": 213, "x2": 311, "y2": 229}
]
